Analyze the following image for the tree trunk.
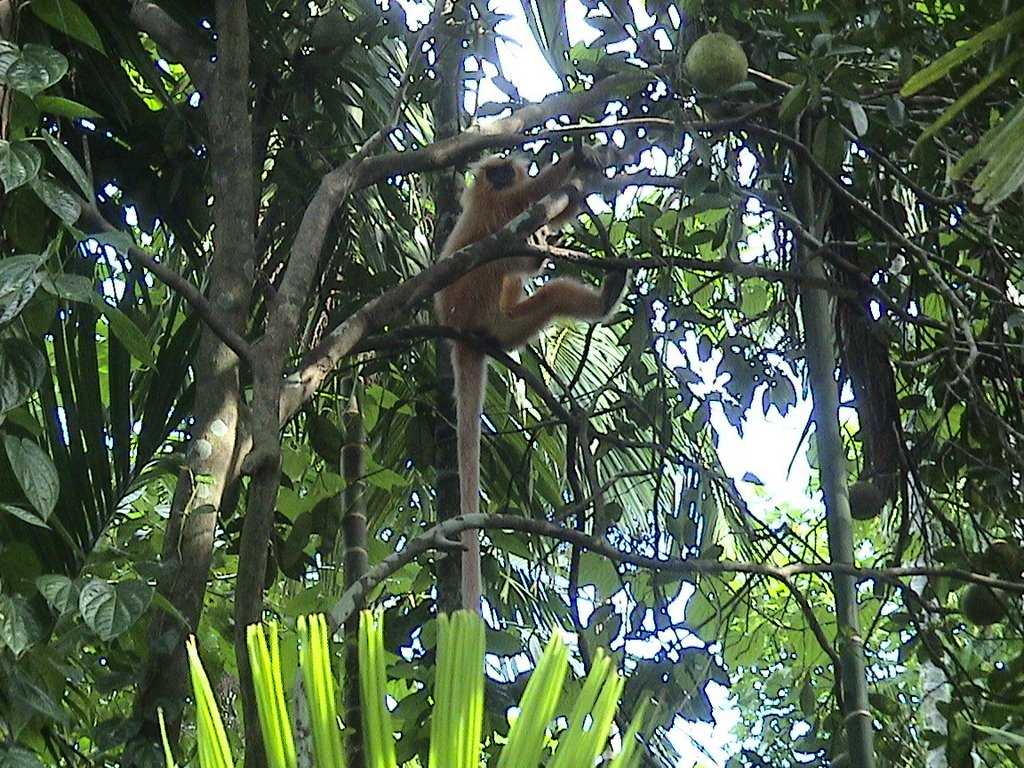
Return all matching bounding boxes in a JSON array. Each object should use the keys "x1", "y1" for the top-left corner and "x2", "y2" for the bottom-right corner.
[
  {"x1": 341, "y1": 379, "x2": 368, "y2": 768},
  {"x1": 431, "y1": 1, "x2": 467, "y2": 614},
  {"x1": 793, "y1": 140, "x2": 877, "y2": 768},
  {"x1": 131, "y1": 0, "x2": 257, "y2": 759}
]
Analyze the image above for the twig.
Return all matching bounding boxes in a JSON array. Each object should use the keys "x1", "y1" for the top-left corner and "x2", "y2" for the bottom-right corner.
[{"x1": 75, "y1": 201, "x2": 253, "y2": 363}]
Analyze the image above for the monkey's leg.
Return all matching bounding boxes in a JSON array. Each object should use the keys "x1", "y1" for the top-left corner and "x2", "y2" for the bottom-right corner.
[
  {"x1": 452, "y1": 342, "x2": 487, "y2": 612},
  {"x1": 497, "y1": 277, "x2": 621, "y2": 349}
]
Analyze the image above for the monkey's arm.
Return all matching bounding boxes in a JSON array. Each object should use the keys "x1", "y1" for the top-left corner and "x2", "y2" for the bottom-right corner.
[{"x1": 498, "y1": 274, "x2": 525, "y2": 314}]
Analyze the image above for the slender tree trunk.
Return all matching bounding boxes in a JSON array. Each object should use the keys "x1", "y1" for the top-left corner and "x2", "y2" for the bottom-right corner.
[
  {"x1": 341, "y1": 379, "x2": 368, "y2": 768},
  {"x1": 431, "y1": 2, "x2": 466, "y2": 614},
  {"x1": 794, "y1": 143, "x2": 876, "y2": 768},
  {"x1": 131, "y1": 0, "x2": 257, "y2": 758}
]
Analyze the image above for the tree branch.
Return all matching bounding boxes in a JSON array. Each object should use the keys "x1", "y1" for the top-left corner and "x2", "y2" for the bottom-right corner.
[
  {"x1": 129, "y1": 0, "x2": 214, "y2": 91},
  {"x1": 354, "y1": 67, "x2": 658, "y2": 189},
  {"x1": 327, "y1": 513, "x2": 1024, "y2": 630},
  {"x1": 278, "y1": 183, "x2": 577, "y2": 422},
  {"x1": 75, "y1": 202, "x2": 253, "y2": 363}
]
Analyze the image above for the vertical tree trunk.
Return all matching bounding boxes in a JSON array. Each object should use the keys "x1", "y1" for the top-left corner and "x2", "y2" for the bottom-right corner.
[
  {"x1": 131, "y1": 0, "x2": 257, "y2": 759},
  {"x1": 341, "y1": 378, "x2": 368, "y2": 768},
  {"x1": 431, "y1": 2, "x2": 466, "y2": 614},
  {"x1": 794, "y1": 147, "x2": 877, "y2": 768}
]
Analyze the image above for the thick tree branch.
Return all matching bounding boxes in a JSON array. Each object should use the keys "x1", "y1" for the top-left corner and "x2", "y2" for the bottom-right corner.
[
  {"x1": 278, "y1": 184, "x2": 577, "y2": 422},
  {"x1": 354, "y1": 67, "x2": 658, "y2": 188},
  {"x1": 75, "y1": 202, "x2": 253, "y2": 362},
  {"x1": 327, "y1": 513, "x2": 1024, "y2": 630},
  {"x1": 129, "y1": 0, "x2": 214, "y2": 91}
]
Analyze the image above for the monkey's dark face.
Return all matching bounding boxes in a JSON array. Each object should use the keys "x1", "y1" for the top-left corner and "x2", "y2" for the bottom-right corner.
[{"x1": 483, "y1": 161, "x2": 519, "y2": 190}]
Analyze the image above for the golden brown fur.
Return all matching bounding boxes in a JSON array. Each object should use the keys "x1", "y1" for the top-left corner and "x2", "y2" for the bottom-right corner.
[{"x1": 434, "y1": 152, "x2": 625, "y2": 612}]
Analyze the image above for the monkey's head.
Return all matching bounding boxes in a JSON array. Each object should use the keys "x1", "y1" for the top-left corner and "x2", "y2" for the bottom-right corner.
[{"x1": 471, "y1": 155, "x2": 528, "y2": 193}]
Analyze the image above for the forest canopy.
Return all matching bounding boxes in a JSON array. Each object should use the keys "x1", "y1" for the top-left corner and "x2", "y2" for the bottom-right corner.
[{"x1": 1, "y1": 1, "x2": 1023, "y2": 767}]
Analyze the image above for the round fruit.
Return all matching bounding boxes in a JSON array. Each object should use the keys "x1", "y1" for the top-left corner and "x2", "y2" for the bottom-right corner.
[
  {"x1": 983, "y1": 539, "x2": 1024, "y2": 578},
  {"x1": 960, "y1": 583, "x2": 1008, "y2": 626},
  {"x1": 848, "y1": 481, "x2": 886, "y2": 521},
  {"x1": 831, "y1": 754, "x2": 850, "y2": 768},
  {"x1": 684, "y1": 32, "x2": 748, "y2": 94}
]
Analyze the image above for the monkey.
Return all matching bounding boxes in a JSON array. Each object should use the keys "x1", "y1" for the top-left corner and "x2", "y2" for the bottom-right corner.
[{"x1": 434, "y1": 150, "x2": 627, "y2": 612}]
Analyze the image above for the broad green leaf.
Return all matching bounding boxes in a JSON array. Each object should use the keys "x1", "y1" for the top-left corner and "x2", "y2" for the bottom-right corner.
[
  {"x1": 0, "y1": 503, "x2": 49, "y2": 528},
  {"x1": 34, "y1": 94, "x2": 102, "y2": 121},
  {"x1": 43, "y1": 272, "x2": 95, "y2": 302},
  {"x1": 0, "y1": 745, "x2": 46, "y2": 768},
  {"x1": 41, "y1": 131, "x2": 91, "y2": 196},
  {"x1": 36, "y1": 574, "x2": 78, "y2": 614},
  {"x1": 578, "y1": 551, "x2": 620, "y2": 596},
  {"x1": 901, "y1": 7, "x2": 1024, "y2": 96},
  {"x1": 30, "y1": 0, "x2": 106, "y2": 53},
  {"x1": 3, "y1": 44, "x2": 68, "y2": 97},
  {"x1": 30, "y1": 176, "x2": 80, "y2": 225},
  {"x1": 0, "y1": 253, "x2": 47, "y2": 324},
  {"x1": 4, "y1": 435, "x2": 59, "y2": 520},
  {"x1": 79, "y1": 579, "x2": 154, "y2": 640},
  {"x1": 0, "y1": 140, "x2": 42, "y2": 192},
  {"x1": 0, "y1": 338, "x2": 47, "y2": 414},
  {"x1": 0, "y1": 595, "x2": 43, "y2": 657},
  {"x1": 812, "y1": 117, "x2": 845, "y2": 176},
  {"x1": 92, "y1": 296, "x2": 156, "y2": 366},
  {"x1": 778, "y1": 79, "x2": 808, "y2": 123}
]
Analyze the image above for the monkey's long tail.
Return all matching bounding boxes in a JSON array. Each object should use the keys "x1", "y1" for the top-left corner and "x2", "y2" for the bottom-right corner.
[{"x1": 453, "y1": 342, "x2": 486, "y2": 613}]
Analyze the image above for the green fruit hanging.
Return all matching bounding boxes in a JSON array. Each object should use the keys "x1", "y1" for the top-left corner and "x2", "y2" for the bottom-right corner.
[
  {"x1": 684, "y1": 32, "x2": 748, "y2": 94},
  {"x1": 848, "y1": 481, "x2": 886, "y2": 521},
  {"x1": 960, "y1": 583, "x2": 1008, "y2": 626}
]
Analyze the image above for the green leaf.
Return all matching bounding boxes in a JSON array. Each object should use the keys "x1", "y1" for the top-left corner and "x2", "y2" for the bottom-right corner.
[
  {"x1": 845, "y1": 100, "x2": 868, "y2": 136},
  {"x1": 0, "y1": 745, "x2": 46, "y2": 768},
  {"x1": 79, "y1": 579, "x2": 154, "y2": 640},
  {"x1": 0, "y1": 503, "x2": 50, "y2": 528},
  {"x1": 91, "y1": 296, "x2": 156, "y2": 366},
  {"x1": 85, "y1": 230, "x2": 134, "y2": 254},
  {"x1": 4, "y1": 435, "x2": 59, "y2": 520},
  {"x1": 0, "y1": 595, "x2": 42, "y2": 657},
  {"x1": 40, "y1": 131, "x2": 91, "y2": 196},
  {"x1": 0, "y1": 140, "x2": 42, "y2": 192},
  {"x1": 0, "y1": 253, "x2": 47, "y2": 325},
  {"x1": 3, "y1": 44, "x2": 69, "y2": 97},
  {"x1": 30, "y1": 0, "x2": 106, "y2": 53},
  {"x1": 36, "y1": 574, "x2": 78, "y2": 614},
  {"x1": 34, "y1": 94, "x2": 102, "y2": 121},
  {"x1": 43, "y1": 272, "x2": 95, "y2": 302},
  {"x1": 915, "y1": 48, "x2": 1024, "y2": 150},
  {"x1": 901, "y1": 7, "x2": 1024, "y2": 96},
  {"x1": 971, "y1": 722, "x2": 1024, "y2": 747},
  {"x1": 812, "y1": 117, "x2": 845, "y2": 176},
  {"x1": 778, "y1": 79, "x2": 808, "y2": 124},
  {"x1": 29, "y1": 176, "x2": 80, "y2": 225},
  {"x1": 0, "y1": 338, "x2": 47, "y2": 414},
  {"x1": 578, "y1": 551, "x2": 620, "y2": 597},
  {"x1": 951, "y1": 99, "x2": 1024, "y2": 180},
  {"x1": 0, "y1": 41, "x2": 18, "y2": 79}
]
